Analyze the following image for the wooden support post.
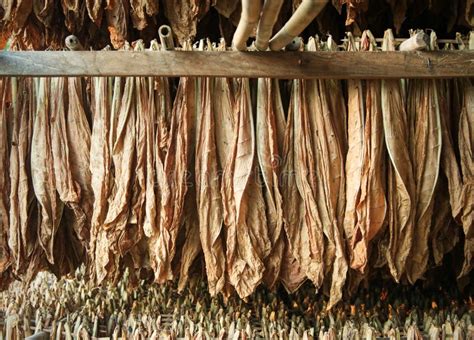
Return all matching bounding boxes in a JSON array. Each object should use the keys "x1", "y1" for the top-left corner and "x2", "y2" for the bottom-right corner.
[{"x1": 0, "y1": 50, "x2": 472, "y2": 78}]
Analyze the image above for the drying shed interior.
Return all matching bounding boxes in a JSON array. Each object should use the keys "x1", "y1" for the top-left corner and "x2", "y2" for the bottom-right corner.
[{"x1": 0, "y1": 1, "x2": 473, "y2": 339}]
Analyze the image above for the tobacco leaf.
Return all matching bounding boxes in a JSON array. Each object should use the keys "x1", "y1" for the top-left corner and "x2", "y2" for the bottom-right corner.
[
  {"x1": 144, "y1": 0, "x2": 158, "y2": 16},
  {"x1": 49, "y1": 76, "x2": 89, "y2": 268},
  {"x1": 387, "y1": 0, "x2": 408, "y2": 33},
  {"x1": 89, "y1": 76, "x2": 112, "y2": 282},
  {"x1": 381, "y1": 32, "x2": 415, "y2": 282},
  {"x1": 23, "y1": 241, "x2": 48, "y2": 285},
  {"x1": 324, "y1": 45, "x2": 348, "y2": 156},
  {"x1": 61, "y1": 0, "x2": 86, "y2": 33},
  {"x1": 214, "y1": 0, "x2": 239, "y2": 18},
  {"x1": 444, "y1": 0, "x2": 460, "y2": 32},
  {"x1": 300, "y1": 37, "x2": 348, "y2": 309},
  {"x1": 467, "y1": 0, "x2": 474, "y2": 26},
  {"x1": 331, "y1": 0, "x2": 342, "y2": 12},
  {"x1": 0, "y1": 270, "x2": 13, "y2": 291},
  {"x1": 382, "y1": 100, "x2": 415, "y2": 282},
  {"x1": 177, "y1": 182, "x2": 202, "y2": 292},
  {"x1": 177, "y1": 71, "x2": 202, "y2": 292},
  {"x1": 4, "y1": 0, "x2": 33, "y2": 32},
  {"x1": 10, "y1": 18, "x2": 44, "y2": 51},
  {"x1": 33, "y1": 0, "x2": 55, "y2": 28},
  {"x1": 86, "y1": 0, "x2": 104, "y2": 27},
  {"x1": 50, "y1": 77, "x2": 79, "y2": 206},
  {"x1": 279, "y1": 84, "x2": 307, "y2": 293},
  {"x1": 66, "y1": 77, "x2": 93, "y2": 246},
  {"x1": 49, "y1": 76, "x2": 90, "y2": 263},
  {"x1": 129, "y1": 0, "x2": 146, "y2": 29},
  {"x1": 31, "y1": 78, "x2": 64, "y2": 264},
  {"x1": 130, "y1": 0, "x2": 148, "y2": 30},
  {"x1": 343, "y1": 76, "x2": 364, "y2": 257},
  {"x1": 458, "y1": 81, "x2": 474, "y2": 278},
  {"x1": 126, "y1": 46, "x2": 148, "y2": 256},
  {"x1": 213, "y1": 76, "x2": 235, "y2": 170},
  {"x1": 50, "y1": 209, "x2": 83, "y2": 277},
  {"x1": 351, "y1": 79, "x2": 387, "y2": 273},
  {"x1": 143, "y1": 73, "x2": 171, "y2": 240},
  {"x1": 0, "y1": 78, "x2": 11, "y2": 274},
  {"x1": 331, "y1": 1, "x2": 369, "y2": 26},
  {"x1": 22, "y1": 84, "x2": 37, "y2": 270},
  {"x1": 7, "y1": 78, "x2": 20, "y2": 272},
  {"x1": 143, "y1": 71, "x2": 157, "y2": 238},
  {"x1": 310, "y1": 77, "x2": 348, "y2": 309},
  {"x1": 221, "y1": 78, "x2": 270, "y2": 298},
  {"x1": 405, "y1": 79, "x2": 442, "y2": 284},
  {"x1": 193, "y1": 77, "x2": 226, "y2": 296},
  {"x1": 145, "y1": 75, "x2": 170, "y2": 280},
  {"x1": 150, "y1": 75, "x2": 195, "y2": 283},
  {"x1": 101, "y1": 68, "x2": 136, "y2": 281},
  {"x1": 256, "y1": 78, "x2": 286, "y2": 289},
  {"x1": 1, "y1": 0, "x2": 15, "y2": 21},
  {"x1": 437, "y1": 80, "x2": 464, "y2": 222},
  {"x1": 286, "y1": 78, "x2": 324, "y2": 289},
  {"x1": 0, "y1": 27, "x2": 9, "y2": 50},
  {"x1": 8, "y1": 78, "x2": 31, "y2": 273},
  {"x1": 105, "y1": 0, "x2": 129, "y2": 49},
  {"x1": 279, "y1": 240, "x2": 307, "y2": 293},
  {"x1": 103, "y1": 74, "x2": 135, "y2": 233},
  {"x1": 205, "y1": 45, "x2": 234, "y2": 294},
  {"x1": 163, "y1": 0, "x2": 211, "y2": 45},
  {"x1": 431, "y1": 175, "x2": 459, "y2": 266}
]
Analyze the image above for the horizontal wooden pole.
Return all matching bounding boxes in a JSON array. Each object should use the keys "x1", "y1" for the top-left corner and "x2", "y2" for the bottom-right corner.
[{"x1": 0, "y1": 50, "x2": 473, "y2": 78}]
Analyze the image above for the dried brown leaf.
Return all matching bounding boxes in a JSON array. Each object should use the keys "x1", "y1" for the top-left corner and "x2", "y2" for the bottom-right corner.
[
  {"x1": 257, "y1": 78, "x2": 286, "y2": 289},
  {"x1": 89, "y1": 76, "x2": 112, "y2": 282},
  {"x1": 0, "y1": 78, "x2": 11, "y2": 273},
  {"x1": 221, "y1": 78, "x2": 270, "y2": 298},
  {"x1": 459, "y1": 81, "x2": 474, "y2": 278},
  {"x1": 31, "y1": 78, "x2": 64, "y2": 264},
  {"x1": 195, "y1": 77, "x2": 226, "y2": 296}
]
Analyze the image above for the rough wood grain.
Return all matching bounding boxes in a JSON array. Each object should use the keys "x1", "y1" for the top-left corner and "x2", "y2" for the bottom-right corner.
[{"x1": 0, "y1": 51, "x2": 472, "y2": 78}]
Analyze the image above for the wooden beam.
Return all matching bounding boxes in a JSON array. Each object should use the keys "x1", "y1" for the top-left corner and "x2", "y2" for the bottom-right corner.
[{"x1": 0, "y1": 50, "x2": 473, "y2": 78}]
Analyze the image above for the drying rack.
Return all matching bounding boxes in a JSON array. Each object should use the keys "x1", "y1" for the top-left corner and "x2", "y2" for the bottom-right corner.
[
  {"x1": 1, "y1": 26, "x2": 473, "y2": 79},
  {"x1": 0, "y1": 30, "x2": 472, "y2": 340},
  {"x1": 0, "y1": 49, "x2": 472, "y2": 79},
  {"x1": 0, "y1": 27, "x2": 473, "y2": 79}
]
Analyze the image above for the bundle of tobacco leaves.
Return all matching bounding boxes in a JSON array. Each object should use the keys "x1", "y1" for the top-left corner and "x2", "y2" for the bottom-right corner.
[
  {"x1": 1, "y1": 1, "x2": 472, "y2": 49},
  {"x1": 0, "y1": 267, "x2": 472, "y2": 339},
  {"x1": 0, "y1": 32, "x2": 472, "y2": 310}
]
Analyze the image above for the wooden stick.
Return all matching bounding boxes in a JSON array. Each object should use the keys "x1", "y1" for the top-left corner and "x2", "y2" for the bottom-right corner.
[
  {"x1": 399, "y1": 32, "x2": 428, "y2": 51},
  {"x1": 65, "y1": 35, "x2": 84, "y2": 51},
  {"x1": 341, "y1": 37, "x2": 466, "y2": 44},
  {"x1": 158, "y1": 25, "x2": 174, "y2": 51},
  {"x1": 0, "y1": 50, "x2": 472, "y2": 78},
  {"x1": 269, "y1": 0, "x2": 329, "y2": 51},
  {"x1": 232, "y1": 0, "x2": 261, "y2": 51},
  {"x1": 286, "y1": 37, "x2": 303, "y2": 51},
  {"x1": 256, "y1": 0, "x2": 284, "y2": 51}
]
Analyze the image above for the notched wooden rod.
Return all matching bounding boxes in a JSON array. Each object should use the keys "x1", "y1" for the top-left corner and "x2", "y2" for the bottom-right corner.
[
  {"x1": 0, "y1": 50, "x2": 472, "y2": 78},
  {"x1": 158, "y1": 25, "x2": 174, "y2": 51},
  {"x1": 65, "y1": 35, "x2": 84, "y2": 51},
  {"x1": 399, "y1": 32, "x2": 429, "y2": 51}
]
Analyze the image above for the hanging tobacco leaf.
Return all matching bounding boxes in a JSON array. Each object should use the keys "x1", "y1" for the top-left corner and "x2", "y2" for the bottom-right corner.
[
  {"x1": 221, "y1": 78, "x2": 270, "y2": 298},
  {"x1": 381, "y1": 30, "x2": 415, "y2": 282},
  {"x1": 256, "y1": 78, "x2": 286, "y2": 289}
]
